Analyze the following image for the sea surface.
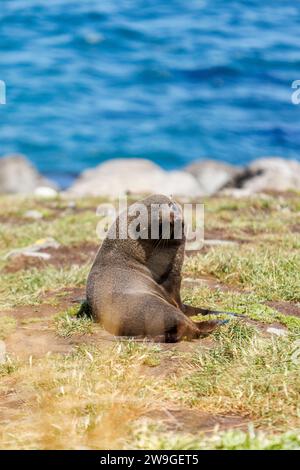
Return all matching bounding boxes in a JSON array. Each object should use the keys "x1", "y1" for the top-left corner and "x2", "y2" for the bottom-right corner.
[{"x1": 0, "y1": 0, "x2": 300, "y2": 187}]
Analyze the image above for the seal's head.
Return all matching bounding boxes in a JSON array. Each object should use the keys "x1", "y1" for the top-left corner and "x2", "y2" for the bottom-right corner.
[{"x1": 127, "y1": 194, "x2": 184, "y2": 243}]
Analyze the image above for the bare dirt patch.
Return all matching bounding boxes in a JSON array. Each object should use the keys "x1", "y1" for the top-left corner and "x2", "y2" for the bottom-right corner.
[
  {"x1": 4, "y1": 324, "x2": 121, "y2": 359},
  {"x1": 266, "y1": 301, "x2": 300, "y2": 318},
  {"x1": 0, "y1": 215, "x2": 26, "y2": 225},
  {"x1": 146, "y1": 407, "x2": 248, "y2": 434},
  {"x1": 290, "y1": 224, "x2": 300, "y2": 234},
  {"x1": 5, "y1": 327, "x2": 74, "y2": 358},
  {"x1": 205, "y1": 228, "x2": 251, "y2": 244},
  {"x1": 0, "y1": 287, "x2": 86, "y2": 320},
  {"x1": 0, "y1": 203, "x2": 98, "y2": 227},
  {"x1": 264, "y1": 190, "x2": 299, "y2": 198},
  {"x1": 182, "y1": 276, "x2": 245, "y2": 293},
  {"x1": 3, "y1": 242, "x2": 98, "y2": 273},
  {"x1": 0, "y1": 287, "x2": 85, "y2": 358}
]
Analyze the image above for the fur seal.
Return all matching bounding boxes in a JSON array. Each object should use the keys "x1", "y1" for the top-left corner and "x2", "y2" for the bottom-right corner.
[{"x1": 80, "y1": 194, "x2": 228, "y2": 342}]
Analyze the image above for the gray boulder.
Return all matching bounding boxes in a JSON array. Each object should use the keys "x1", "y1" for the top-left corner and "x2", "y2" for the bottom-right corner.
[
  {"x1": 185, "y1": 159, "x2": 241, "y2": 195},
  {"x1": 0, "y1": 154, "x2": 57, "y2": 194},
  {"x1": 233, "y1": 157, "x2": 300, "y2": 193},
  {"x1": 68, "y1": 158, "x2": 204, "y2": 198}
]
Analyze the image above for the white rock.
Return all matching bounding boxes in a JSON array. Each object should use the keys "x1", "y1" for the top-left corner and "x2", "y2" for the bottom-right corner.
[
  {"x1": 24, "y1": 210, "x2": 43, "y2": 220},
  {"x1": 238, "y1": 157, "x2": 300, "y2": 193},
  {"x1": 185, "y1": 159, "x2": 241, "y2": 195},
  {"x1": 220, "y1": 188, "x2": 253, "y2": 198},
  {"x1": 34, "y1": 186, "x2": 58, "y2": 199},
  {"x1": 67, "y1": 158, "x2": 204, "y2": 198},
  {"x1": 159, "y1": 170, "x2": 204, "y2": 198},
  {"x1": 0, "y1": 154, "x2": 57, "y2": 194},
  {"x1": 204, "y1": 239, "x2": 237, "y2": 246},
  {"x1": 266, "y1": 327, "x2": 288, "y2": 337},
  {"x1": 23, "y1": 252, "x2": 52, "y2": 260},
  {"x1": 4, "y1": 237, "x2": 60, "y2": 260}
]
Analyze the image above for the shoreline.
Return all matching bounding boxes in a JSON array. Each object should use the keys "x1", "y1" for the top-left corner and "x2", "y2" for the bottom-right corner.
[
  {"x1": 18, "y1": 154, "x2": 300, "y2": 190},
  {"x1": 1, "y1": 154, "x2": 300, "y2": 197}
]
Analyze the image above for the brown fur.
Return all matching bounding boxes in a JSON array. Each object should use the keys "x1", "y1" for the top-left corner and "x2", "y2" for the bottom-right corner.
[{"x1": 86, "y1": 194, "x2": 221, "y2": 342}]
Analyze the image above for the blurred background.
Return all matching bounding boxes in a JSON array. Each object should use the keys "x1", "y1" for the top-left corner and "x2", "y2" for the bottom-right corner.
[{"x1": 0, "y1": 0, "x2": 299, "y2": 188}]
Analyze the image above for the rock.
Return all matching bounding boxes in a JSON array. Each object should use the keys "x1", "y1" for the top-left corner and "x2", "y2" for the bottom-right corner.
[
  {"x1": 34, "y1": 186, "x2": 58, "y2": 199},
  {"x1": 23, "y1": 252, "x2": 52, "y2": 260},
  {"x1": 160, "y1": 170, "x2": 204, "y2": 198},
  {"x1": 67, "y1": 158, "x2": 204, "y2": 198},
  {"x1": 24, "y1": 210, "x2": 43, "y2": 220},
  {"x1": 266, "y1": 327, "x2": 288, "y2": 337},
  {"x1": 220, "y1": 188, "x2": 253, "y2": 198},
  {"x1": 4, "y1": 237, "x2": 60, "y2": 260},
  {"x1": 0, "y1": 154, "x2": 57, "y2": 194},
  {"x1": 204, "y1": 239, "x2": 238, "y2": 246},
  {"x1": 233, "y1": 157, "x2": 300, "y2": 193},
  {"x1": 0, "y1": 340, "x2": 6, "y2": 364},
  {"x1": 185, "y1": 159, "x2": 241, "y2": 196}
]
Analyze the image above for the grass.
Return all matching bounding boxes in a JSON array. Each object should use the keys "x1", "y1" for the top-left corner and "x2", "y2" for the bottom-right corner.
[
  {"x1": 184, "y1": 244, "x2": 300, "y2": 302},
  {"x1": 130, "y1": 425, "x2": 300, "y2": 450},
  {"x1": 182, "y1": 287, "x2": 300, "y2": 332},
  {"x1": 171, "y1": 322, "x2": 300, "y2": 430},
  {"x1": 54, "y1": 307, "x2": 94, "y2": 337},
  {"x1": 0, "y1": 344, "x2": 165, "y2": 449},
  {"x1": 0, "y1": 265, "x2": 89, "y2": 308},
  {"x1": 0, "y1": 316, "x2": 17, "y2": 339},
  {"x1": 0, "y1": 361, "x2": 18, "y2": 378},
  {"x1": 0, "y1": 192, "x2": 300, "y2": 449},
  {"x1": 0, "y1": 334, "x2": 299, "y2": 448}
]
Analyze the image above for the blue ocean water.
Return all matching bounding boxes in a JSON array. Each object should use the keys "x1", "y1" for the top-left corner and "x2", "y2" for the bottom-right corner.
[{"x1": 0, "y1": 0, "x2": 300, "y2": 187}]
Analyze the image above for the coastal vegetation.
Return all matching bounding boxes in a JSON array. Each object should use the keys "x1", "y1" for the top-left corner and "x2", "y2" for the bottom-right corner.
[{"x1": 0, "y1": 191, "x2": 299, "y2": 449}]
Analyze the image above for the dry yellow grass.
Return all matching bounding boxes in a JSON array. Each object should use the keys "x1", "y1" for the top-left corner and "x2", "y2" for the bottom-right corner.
[{"x1": 0, "y1": 344, "x2": 166, "y2": 450}]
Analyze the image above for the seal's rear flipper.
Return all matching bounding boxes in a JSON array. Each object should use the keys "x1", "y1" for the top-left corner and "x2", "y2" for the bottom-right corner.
[
  {"x1": 182, "y1": 304, "x2": 243, "y2": 318},
  {"x1": 77, "y1": 300, "x2": 93, "y2": 318},
  {"x1": 197, "y1": 308, "x2": 243, "y2": 318}
]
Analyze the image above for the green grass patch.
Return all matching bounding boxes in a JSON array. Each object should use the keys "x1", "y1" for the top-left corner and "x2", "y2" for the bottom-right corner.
[
  {"x1": 0, "y1": 264, "x2": 89, "y2": 309},
  {"x1": 182, "y1": 287, "x2": 300, "y2": 332},
  {"x1": 173, "y1": 324, "x2": 300, "y2": 428},
  {"x1": 130, "y1": 424, "x2": 300, "y2": 450},
  {"x1": 54, "y1": 307, "x2": 94, "y2": 337},
  {"x1": 184, "y1": 244, "x2": 300, "y2": 302},
  {"x1": 0, "y1": 357, "x2": 19, "y2": 377}
]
